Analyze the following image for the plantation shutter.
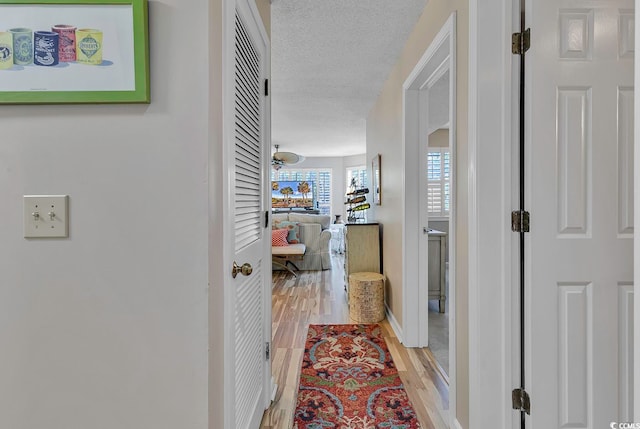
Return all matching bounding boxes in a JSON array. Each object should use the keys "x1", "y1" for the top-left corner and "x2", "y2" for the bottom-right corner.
[
  {"x1": 427, "y1": 149, "x2": 450, "y2": 217},
  {"x1": 346, "y1": 166, "x2": 368, "y2": 192},
  {"x1": 233, "y1": 10, "x2": 265, "y2": 429}
]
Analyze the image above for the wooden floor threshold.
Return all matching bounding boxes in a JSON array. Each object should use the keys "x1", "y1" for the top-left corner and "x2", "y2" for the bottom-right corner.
[{"x1": 424, "y1": 345, "x2": 449, "y2": 386}]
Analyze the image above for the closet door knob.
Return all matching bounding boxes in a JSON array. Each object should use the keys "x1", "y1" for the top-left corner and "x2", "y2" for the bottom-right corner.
[{"x1": 232, "y1": 261, "x2": 253, "y2": 278}]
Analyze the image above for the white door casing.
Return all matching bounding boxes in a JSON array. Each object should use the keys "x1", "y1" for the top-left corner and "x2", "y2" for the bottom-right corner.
[
  {"x1": 527, "y1": 1, "x2": 634, "y2": 428},
  {"x1": 402, "y1": 12, "x2": 457, "y2": 427},
  {"x1": 403, "y1": 12, "x2": 456, "y2": 348},
  {"x1": 467, "y1": 0, "x2": 522, "y2": 426},
  {"x1": 223, "y1": 0, "x2": 272, "y2": 428},
  {"x1": 635, "y1": 0, "x2": 640, "y2": 420}
]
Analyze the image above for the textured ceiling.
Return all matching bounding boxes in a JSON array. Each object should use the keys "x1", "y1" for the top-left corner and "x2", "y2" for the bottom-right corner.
[{"x1": 271, "y1": 0, "x2": 427, "y2": 157}]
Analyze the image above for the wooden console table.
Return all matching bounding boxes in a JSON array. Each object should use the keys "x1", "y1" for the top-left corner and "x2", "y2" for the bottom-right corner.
[{"x1": 343, "y1": 222, "x2": 381, "y2": 302}]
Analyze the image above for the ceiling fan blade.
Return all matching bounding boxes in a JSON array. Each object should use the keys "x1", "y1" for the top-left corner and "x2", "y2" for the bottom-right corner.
[{"x1": 273, "y1": 151, "x2": 304, "y2": 164}]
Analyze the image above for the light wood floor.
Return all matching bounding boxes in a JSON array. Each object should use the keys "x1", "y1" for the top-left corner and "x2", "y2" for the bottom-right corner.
[{"x1": 260, "y1": 255, "x2": 449, "y2": 429}]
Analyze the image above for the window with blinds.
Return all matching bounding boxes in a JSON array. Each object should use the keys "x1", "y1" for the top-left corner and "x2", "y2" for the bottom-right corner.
[
  {"x1": 427, "y1": 149, "x2": 450, "y2": 217},
  {"x1": 272, "y1": 169, "x2": 332, "y2": 215},
  {"x1": 346, "y1": 166, "x2": 368, "y2": 194}
]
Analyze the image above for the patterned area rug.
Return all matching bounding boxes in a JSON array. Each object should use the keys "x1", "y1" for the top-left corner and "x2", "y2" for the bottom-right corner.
[{"x1": 293, "y1": 324, "x2": 421, "y2": 428}]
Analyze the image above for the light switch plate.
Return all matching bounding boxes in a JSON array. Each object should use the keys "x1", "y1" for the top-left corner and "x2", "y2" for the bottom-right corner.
[{"x1": 24, "y1": 195, "x2": 69, "y2": 238}]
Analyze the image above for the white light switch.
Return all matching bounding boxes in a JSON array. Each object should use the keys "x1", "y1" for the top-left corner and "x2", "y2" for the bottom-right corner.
[{"x1": 24, "y1": 195, "x2": 69, "y2": 238}]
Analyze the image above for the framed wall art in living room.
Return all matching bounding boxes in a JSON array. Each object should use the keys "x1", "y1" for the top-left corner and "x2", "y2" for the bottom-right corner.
[{"x1": 0, "y1": 0, "x2": 150, "y2": 104}]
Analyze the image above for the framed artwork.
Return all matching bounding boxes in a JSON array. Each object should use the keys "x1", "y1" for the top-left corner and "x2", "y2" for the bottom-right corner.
[
  {"x1": 372, "y1": 153, "x2": 381, "y2": 205},
  {"x1": 0, "y1": 0, "x2": 150, "y2": 104}
]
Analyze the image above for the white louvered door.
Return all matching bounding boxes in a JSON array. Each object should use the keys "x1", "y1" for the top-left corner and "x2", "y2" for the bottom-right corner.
[
  {"x1": 527, "y1": 1, "x2": 633, "y2": 427},
  {"x1": 225, "y1": 1, "x2": 271, "y2": 428}
]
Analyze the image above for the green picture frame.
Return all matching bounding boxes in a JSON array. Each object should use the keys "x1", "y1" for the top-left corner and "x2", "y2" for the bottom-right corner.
[{"x1": 0, "y1": 0, "x2": 149, "y2": 104}]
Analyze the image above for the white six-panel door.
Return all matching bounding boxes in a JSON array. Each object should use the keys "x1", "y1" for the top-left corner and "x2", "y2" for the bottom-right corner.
[{"x1": 527, "y1": 1, "x2": 634, "y2": 427}]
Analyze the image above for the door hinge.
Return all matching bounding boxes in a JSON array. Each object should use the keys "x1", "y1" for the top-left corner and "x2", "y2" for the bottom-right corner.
[
  {"x1": 265, "y1": 342, "x2": 270, "y2": 360},
  {"x1": 511, "y1": 210, "x2": 530, "y2": 233},
  {"x1": 264, "y1": 79, "x2": 269, "y2": 96},
  {"x1": 264, "y1": 210, "x2": 269, "y2": 228},
  {"x1": 512, "y1": 388, "x2": 531, "y2": 414},
  {"x1": 512, "y1": 28, "x2": 531, "y2": 55}
]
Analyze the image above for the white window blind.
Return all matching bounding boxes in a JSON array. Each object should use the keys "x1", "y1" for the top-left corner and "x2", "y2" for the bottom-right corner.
[
  {"x1": 272, "y1": 169, "x2": 332, "y2": 216},
  {"x1": 427, "y1": 149, "x2": 450, "y2": 217},
  {"x1": 346, "y1": 166, "x2": 368, "y2": 194}
]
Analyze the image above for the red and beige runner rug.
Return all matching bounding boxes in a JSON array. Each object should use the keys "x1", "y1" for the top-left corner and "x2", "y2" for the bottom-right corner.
[{"x1": 293, "y1": 324, "x2": 421, "y2": 428}]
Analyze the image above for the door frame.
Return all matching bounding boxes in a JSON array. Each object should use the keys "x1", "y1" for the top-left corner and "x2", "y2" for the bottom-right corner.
[
  {"x1": 636, "y1": 0, "x2": 640, "y2": 418},
  {"x1": 222, "y1": 0, "x2": 273, "y2": 427},
  {"x1": 402, "y1": 11, "x2": 458, "y2": 426},
  {"x1": 467, "y1": 0, "x2": 519, "y2": 428}
]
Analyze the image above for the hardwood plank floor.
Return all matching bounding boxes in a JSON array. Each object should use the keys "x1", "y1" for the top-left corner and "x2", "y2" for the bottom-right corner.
[{"x1": 260, "y1": 254, "x2": 449, "y2": 429}]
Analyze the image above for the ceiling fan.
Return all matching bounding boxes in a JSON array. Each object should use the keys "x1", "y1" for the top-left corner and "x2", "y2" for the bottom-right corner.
[{"x1": 271, "y1": 144, "x2": 305, "y2": 170}]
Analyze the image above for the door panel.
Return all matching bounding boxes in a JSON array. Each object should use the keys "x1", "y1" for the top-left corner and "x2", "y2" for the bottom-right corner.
[
  {"x1": 528, "y1": 1, "x2": 633, "y2": 428},
  {"x1": 228, "y1": 5, "x2": 269, "y2": 429}
]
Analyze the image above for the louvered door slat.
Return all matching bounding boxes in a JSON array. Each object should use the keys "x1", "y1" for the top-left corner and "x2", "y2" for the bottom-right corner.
[
  {"x1": 235, "y1": 110, "x2": 260, "y2": 140},
  {"x1": 236, "y1": 175, "x2": 261, "y2": 189},
  {"x1": 236, "y1": 135, "x2": 260, "y2": 154},
  {"x1": 235, "y1": 20, "x2": 260, "y2": 67},
  {"x1": 235, "y1": 192, "x2": 261, "y2": 201},
  {"x1": 235, "y1": 83, "x2": 259, "y2": 118},
  {"x1": 235, "y1": 156, "x2": 260, "y2": 175},
  {"x1": 235, "y1": 126, "x2": 260, "y2": 152},
  {"x1": 235, "y1": 66, "x2": 259, "y2": 98},
  {"x1": 235, "y1": 82, "x2": 259, "y2": 117}
]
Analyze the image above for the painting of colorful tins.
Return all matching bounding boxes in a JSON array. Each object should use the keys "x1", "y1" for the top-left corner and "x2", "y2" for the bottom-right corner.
[
  {"x1": 76, "y1": 29, "x2": 102, "y2": 65},
  {"x1": 51, "y1": 25, "x2": 76, "y2": 62},
  {"x1": 9, "y1": 28, "x2": 33, "y2": 65},
  {"x1": 34, "y1": 31, "x2": 59, "y2": 66},
  {"x1": 0, "y1": 32, "x2": 13, "y2": 70}
]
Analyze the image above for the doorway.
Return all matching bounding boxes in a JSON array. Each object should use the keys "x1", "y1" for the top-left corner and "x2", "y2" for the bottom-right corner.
[
  {"x1": 402, "y1": 11, "x2": 457, "y2": 424},
  {"x1": 426, "y1": 125, "x2": 451, "y2": 376}
]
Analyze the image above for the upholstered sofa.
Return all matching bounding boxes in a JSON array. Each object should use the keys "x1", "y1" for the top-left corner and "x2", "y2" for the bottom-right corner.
[{"x1": 272, "y1": 212, "x2": 332, "y2": 271}]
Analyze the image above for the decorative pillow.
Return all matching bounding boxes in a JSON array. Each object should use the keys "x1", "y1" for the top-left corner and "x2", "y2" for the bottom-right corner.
[
  {"x1": 272, "y1": 220, "x2": 300, "y2": 244},
  {"x1": 271, "y1": 228, "x2": 290, "y2": 247}
]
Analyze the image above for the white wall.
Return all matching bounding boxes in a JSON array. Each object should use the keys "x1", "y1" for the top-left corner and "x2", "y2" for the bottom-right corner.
[
  {"x1": 0, "y1": 1, "x2": 210, "y2": 428},
  {"x1": 344, "y1": 153, "x2": 367, "y2": 169},
  {"x1": 278, "y1": 154, "x2": 366, "y2": 221}
]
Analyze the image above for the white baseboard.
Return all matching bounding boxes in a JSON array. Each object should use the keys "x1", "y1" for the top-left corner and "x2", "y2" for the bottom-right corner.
[
  {"x1": 269, "y1": 377, "x2": 277, "y2": 402},
  {"x1": 452, "y1": 418, "x2": 464, "y2": 429},
  {"x1": 385, "y1": 304, "x2": 403, "y2": 343}
]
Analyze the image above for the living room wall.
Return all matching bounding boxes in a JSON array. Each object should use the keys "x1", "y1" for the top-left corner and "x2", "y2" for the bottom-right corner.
[{"x1": 366, "y1": 1, "x2": 469, "y2": 427}]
